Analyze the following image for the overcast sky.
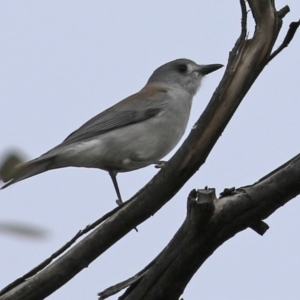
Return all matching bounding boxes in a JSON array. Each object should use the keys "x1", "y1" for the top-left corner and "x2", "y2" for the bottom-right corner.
[{"x1": 1, "y1": 1, "x2": 300, "y2": 299}]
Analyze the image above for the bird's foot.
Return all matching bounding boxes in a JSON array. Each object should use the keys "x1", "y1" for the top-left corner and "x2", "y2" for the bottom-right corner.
[
  {"x1": 154, "y1": 160, "x2": 166, "y2": 169},
  {"x1": 116, "y1": 199, "x2": 123, "y2": 206}
]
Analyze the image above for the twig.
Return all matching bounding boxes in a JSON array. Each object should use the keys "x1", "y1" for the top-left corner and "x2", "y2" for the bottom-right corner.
[
  {"x1": 0, "y1": 204, "x2": 121, "y2": 295},
  {"x1": 267, "y1": 19, "x2": 300, "y2": 63}
]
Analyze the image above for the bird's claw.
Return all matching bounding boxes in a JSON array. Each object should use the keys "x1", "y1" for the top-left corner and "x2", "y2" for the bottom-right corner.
[
  {"x1": 116, "y1": 199, "x2": 123, "y2": 206},
  {"x1": 154, "y1": 161, "x2": 166, "y2": 169}
]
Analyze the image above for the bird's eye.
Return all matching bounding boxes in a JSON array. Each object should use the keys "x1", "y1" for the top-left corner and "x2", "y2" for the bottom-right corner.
[{"x1": 177, "y1": 64, "x2": 188, "y2": 73}]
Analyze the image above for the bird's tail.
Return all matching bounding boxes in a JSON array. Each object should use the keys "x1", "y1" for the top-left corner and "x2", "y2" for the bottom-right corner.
[{"x1": 0, "y1": 156, "x2": 54, "y2": 189}]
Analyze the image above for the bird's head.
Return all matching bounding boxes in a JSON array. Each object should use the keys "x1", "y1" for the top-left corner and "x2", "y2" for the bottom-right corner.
[{"x1": 147, "y1": 58, "x2": 223, "y2": 96}]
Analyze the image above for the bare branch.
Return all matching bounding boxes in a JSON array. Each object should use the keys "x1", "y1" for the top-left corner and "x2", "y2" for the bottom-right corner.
[
  {"x1": 100, "y1": 153, "x2": 300, "y2": 300},
  {"x1": 0, "y1": 205, "x2": 120, "y2": 296},
  {"x1": 268, "y1": 19, "x2": 300, "y2": 63}
]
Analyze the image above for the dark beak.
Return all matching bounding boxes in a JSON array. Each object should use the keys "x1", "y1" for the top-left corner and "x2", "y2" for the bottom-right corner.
[{"x1": 198, "y1": 64, "x2": 223, "y2": 75}]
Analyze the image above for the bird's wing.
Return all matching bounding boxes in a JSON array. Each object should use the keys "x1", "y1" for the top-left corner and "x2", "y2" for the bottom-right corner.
[{"x1": 60, "y1": 86, "x2": 168, "y2": 146}]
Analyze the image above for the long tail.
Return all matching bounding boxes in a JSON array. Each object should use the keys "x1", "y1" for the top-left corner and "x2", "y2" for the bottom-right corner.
[{"x1": 1, "y1": 156, "x2": 54, "y2": 189}]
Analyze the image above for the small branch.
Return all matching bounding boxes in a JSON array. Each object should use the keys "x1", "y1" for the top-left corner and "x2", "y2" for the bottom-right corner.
[
  {"x1": 249, "y1": 220, "x2": 269, "y2": 235},
  {"x1": 0, "y1": 206, "x2": 120, "y2": 296},
  {"x1": 267, "y1": 19, "x2": 300, "y2": 63},
  {"x1": 220, "y1": 188, "x2": 269, "y2": 235},
  {"x1": 240, "y1": 0, "x2": 248, "y2": 36},
  {"x1": 277, "y1": 5, "x2": 290, "y2": 19}
]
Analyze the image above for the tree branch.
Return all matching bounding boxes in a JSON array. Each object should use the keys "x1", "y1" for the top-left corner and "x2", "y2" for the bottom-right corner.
[
  {"x1": 267, "y1": 19, "x2": 300, "y2": 63},
  {"x1": 99, "y1": 153, "x2": 300, "y2": 299}
]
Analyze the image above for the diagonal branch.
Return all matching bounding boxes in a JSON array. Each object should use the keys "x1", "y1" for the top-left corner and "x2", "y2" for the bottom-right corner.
[{"x1": 99, "y1": 153, "x2": 300, "y2": 299}]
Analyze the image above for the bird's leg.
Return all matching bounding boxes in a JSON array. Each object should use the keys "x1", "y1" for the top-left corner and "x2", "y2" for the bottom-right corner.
[
  {"x1": 108, "y1": 171, "x2": 138, "y2": 232},
  {"x1": 108, "y1": 161, "x2": 165, "y2": 205},
  {"x1": 109, "y1": 171, "x2": 123, "y2": 206}
]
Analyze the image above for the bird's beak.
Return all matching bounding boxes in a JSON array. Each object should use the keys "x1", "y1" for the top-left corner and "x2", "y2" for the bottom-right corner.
[{"x1": 197, "y1": 64, "x2": 223, "y2": 75}]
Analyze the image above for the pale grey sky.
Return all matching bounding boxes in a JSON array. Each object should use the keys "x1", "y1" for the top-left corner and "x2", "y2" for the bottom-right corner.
[{"x1": 1, "y1": 1, "x2": 300, "y2": 299}]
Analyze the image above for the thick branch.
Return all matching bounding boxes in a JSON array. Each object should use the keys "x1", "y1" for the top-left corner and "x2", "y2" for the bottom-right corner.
[{"x1": 99, "y1": 153, "x2": 300, "y2": 300}]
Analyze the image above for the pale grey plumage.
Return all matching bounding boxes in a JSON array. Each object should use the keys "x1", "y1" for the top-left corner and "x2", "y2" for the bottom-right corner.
[{"x1": 1, "y1": 58, "x2": 223, "y2": 202}]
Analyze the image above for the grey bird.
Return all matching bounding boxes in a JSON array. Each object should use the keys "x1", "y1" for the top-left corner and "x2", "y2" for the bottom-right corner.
[{"x1": 0, "y1": 58, "x2": 222, "y2": 203}]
